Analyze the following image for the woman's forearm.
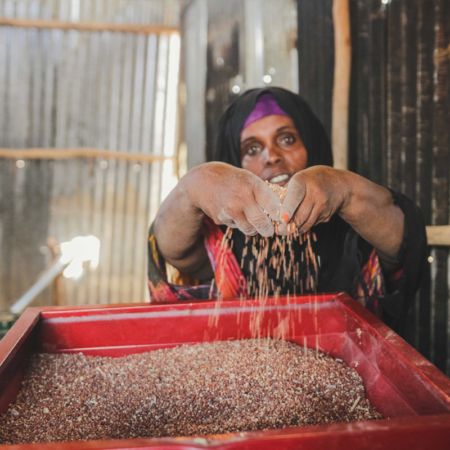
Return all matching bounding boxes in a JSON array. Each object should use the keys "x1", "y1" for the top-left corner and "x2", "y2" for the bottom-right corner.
[
  {"x1": 338, "y1": 171, "x2": 405, "y2": 272},
  {"x1": 154, "y1": 172, "x2": 213, "y2": 279}
]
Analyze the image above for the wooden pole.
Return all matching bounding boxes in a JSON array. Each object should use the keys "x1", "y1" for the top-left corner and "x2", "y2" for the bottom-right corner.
[
  {"x1": 426, "y1": 226, "x2": 450, "y2": 247},
  {"x1": 0, "y1": 18, "x2": 179, "y2": 35},
  {"x1": 331, "y1": 0, "x2": 351, "y2": 170},
  {"x1": 0, "y1": 148, "x2": 177, "y2": 164}
]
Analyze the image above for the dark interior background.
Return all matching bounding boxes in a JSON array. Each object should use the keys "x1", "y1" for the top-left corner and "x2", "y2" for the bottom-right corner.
[{"x1": 297, "y1": 0, "x2": 450, "y2": 374}]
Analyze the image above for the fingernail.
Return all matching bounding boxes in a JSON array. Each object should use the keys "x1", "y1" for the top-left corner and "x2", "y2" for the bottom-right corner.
[{"x1": 282, "y1": 213, "x2": 290, "y2": 223}]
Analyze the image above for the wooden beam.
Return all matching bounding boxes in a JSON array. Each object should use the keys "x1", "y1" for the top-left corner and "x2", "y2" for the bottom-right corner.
[
  {"x1": 0, "y1": 148, "x2": 176, "y2": 164},
  {"x1": 0, "y1": 18, "x2": 179, "y2": 35},
  {"x1": 331, "y1": 0, "x2": 351, "y2": 170},
  {"x1": 426, "y1": 226, "x2": 450, "y2": 247}
]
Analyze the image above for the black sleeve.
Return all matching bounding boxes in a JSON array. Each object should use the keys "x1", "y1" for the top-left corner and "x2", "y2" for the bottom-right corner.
[{"x1": 377, "y1": 191, "x2": 429, "y2": 335}]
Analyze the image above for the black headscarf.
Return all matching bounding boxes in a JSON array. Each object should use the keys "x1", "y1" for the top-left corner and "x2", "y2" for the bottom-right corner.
[{"x1": 214, "y1": 87, "x2": 333, "y2": 168}]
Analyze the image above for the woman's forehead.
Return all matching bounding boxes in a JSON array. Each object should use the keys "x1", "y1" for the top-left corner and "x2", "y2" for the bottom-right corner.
[{"x1": 240, "y1": 115, "x2": 297, "y2": 142}]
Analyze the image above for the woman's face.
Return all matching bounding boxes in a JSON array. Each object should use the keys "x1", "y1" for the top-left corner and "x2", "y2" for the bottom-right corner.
[{"x1": 240, "y1": 115, "x2": 308, "y2": 186}]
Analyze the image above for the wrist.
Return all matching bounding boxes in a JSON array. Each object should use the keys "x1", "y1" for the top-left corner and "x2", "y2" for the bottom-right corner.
[
  {"x1": 179, "y1": 166, "x2": 204, "y2": 212},
  {"x1": 334, "y1": 169, "x2": 355, "y2": 217},
  {"x1": 337, "y1": 171, "x2": 392, "y2": 225}
]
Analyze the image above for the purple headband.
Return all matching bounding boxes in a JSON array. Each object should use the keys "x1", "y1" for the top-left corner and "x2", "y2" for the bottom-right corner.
[{"x1": 242, "y1": 93, "x2": 289, "y2": 130}]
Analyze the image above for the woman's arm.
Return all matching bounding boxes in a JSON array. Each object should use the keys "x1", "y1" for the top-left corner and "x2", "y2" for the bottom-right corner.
[
  {"x1": 280, "y1": 166, "x2": 405, "y2": 272},
  {"x1": 154, "y1": 173, "x2": 212, "y2": 280},
  {"x1": 337, "y1": 171, "x2": 404, "y2": 272},
  {"x1": 154, "y1": 162, "x2": 282, "y2": 280}
]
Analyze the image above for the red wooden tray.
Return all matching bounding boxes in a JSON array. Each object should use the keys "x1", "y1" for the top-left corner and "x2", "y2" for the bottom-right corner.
[{"x1": 1, "y1": 293, "x2": 450, "y2": 449}]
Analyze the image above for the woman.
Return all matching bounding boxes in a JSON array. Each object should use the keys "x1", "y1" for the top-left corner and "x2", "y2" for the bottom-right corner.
[{"x1": 149, "y1": 87, "x2": 427, "y2": 335}]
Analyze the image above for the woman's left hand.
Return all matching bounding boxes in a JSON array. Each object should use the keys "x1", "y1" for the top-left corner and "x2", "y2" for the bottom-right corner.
[
  {"x1": 279, "y1": 166, "x2": 351, "y2": 235},
  {"x1": 278, "y1": 166, "x2": 405, "y2": 272}
]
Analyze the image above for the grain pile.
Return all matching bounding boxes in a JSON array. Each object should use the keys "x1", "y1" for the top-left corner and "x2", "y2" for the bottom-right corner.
[{"x1": 0, "y1": 339, "x2": 381, "y2": 444}]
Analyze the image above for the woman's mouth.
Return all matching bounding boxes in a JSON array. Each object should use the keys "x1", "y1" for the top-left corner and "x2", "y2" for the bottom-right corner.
[{"x1": 268, "y1": 174, "x2": 290, "y2": 185}]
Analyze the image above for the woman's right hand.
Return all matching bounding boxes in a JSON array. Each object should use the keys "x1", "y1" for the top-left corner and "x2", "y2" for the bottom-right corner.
[{"x1": 185, "y1": 162, "x2": 282, "y2": 237}]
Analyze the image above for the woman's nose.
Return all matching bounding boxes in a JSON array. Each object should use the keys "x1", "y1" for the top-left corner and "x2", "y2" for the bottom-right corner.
[{"x1": 264, "y1": 146, "x2": 283, "y2": 166}]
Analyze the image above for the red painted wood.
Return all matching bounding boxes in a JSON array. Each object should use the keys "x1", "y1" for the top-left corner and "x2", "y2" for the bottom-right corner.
[
  {"x1": 2, "y1": 414, "x2": 450, "y2": 450},
  {"x1": 0, "y1": 308, "x2": 40, "y2": 414},
  {"x1": 1, "y1": 293, "x2": 450, "y2": 449},
  {"x1": 337, "y1": 293, "x2": 450, "y2": 412},
  {"x1": 0, "y1": 308, "x2": 40, "y2": 368}
]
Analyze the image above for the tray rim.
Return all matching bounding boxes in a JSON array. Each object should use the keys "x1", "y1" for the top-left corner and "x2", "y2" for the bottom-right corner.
[{"x1": 1, "y1": 293, "x2": 450, "y2": 449}]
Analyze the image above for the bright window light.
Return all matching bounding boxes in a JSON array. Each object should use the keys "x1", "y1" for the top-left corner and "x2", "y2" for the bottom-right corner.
[
  {"x1": 164, "y1": 33, "x2": 181, "y2": 158},
  {"x1": 61, "y1": 236, "x2": 100, "y2": 279}
]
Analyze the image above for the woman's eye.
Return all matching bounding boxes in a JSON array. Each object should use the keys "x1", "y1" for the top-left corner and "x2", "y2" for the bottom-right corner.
[
  {"x1": 281, "y1": 135, "x2": 295, "y2": 145},
  {"x1": 247, "y1": 145, "x2": 261, "y2": 156}
]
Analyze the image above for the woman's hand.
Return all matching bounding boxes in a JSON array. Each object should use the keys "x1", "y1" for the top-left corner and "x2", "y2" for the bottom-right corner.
[
  {"x1": 279, "y1": 166, "x2": 350, "y2": 234},
  {"x1": 154, "y1": 162, "x2": 283, "y2": 279},
  {"x1": 279, "y1": 166, "x2": 405, "y2": 272},
  {"x1": 186, "y1": 162, "x2": 282, "y2": 237}
]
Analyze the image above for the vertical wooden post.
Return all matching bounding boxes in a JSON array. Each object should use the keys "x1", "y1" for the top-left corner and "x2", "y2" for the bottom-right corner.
[{"x1": 332, "y1": 0, "x2": 351, "y2": 170}]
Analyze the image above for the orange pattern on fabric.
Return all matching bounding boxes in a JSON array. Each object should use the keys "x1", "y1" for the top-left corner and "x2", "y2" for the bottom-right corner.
[
  {"x1": 203, "y1": 218, "x2": 247, "y2": 299},
  {"x1": 354, "y1": 247, "x2": 402, "y2": 317},
  {"x1": 166, "y1": 263, "x2": 200, "y2": 287},
  {"x1": 148, "y1": 235, "x2": 160, "y2": 268},
  {"x1": 363, "y1": 248, "x2": 382, "y2": 295}
]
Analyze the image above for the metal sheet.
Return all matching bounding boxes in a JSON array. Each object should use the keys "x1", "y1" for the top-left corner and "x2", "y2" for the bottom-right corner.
[{"x1": 0, "y1": 0, "x2": 181, "y2": 311}]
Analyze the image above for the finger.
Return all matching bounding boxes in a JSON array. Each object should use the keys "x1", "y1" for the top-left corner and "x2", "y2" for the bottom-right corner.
[
  {"x1": 232, "y1": 212, "x2": 259, "y2": 236},
  {"x1": 218, "y1": 207, "x2": 261, "y2": 236},
  {"x1": 297, "y1": 205, "x2": 321, "y2": 234},
  {"x1": 217, "y1": 217, "x2": 237, "y2": 228},
  {"x1": 252, "y1": 179, "x2": 283, "y2": 223},
  {"x1": 274, "y1": 220, "x2": 289, "y2": 236},
  {"x1": 217, "y1": 211, "x2": 238, "y2": 229},
  {"x1": 279, "y1": 176, "x2": 307, "y2": 224},
  {"x1": 291, "y1": 198, "x2": 315, "y2": 230},
  {"x1": 315, "y1": 207, "x2": 333, "y2": 225},
  {"x1": 244, "y1": 204, "x2": 275, "y2": 237}
]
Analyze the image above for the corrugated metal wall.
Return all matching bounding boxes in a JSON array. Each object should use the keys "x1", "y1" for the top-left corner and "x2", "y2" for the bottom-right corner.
[
  {"x1": 298, "y1": 0, "x2": 450, "y2": 375},
  {"x1": 0, "y1": 0, "x2": 180, "y2": 24},
  {"x1": 0, "y1": 0, "x2": 181, "y2": 310}
]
